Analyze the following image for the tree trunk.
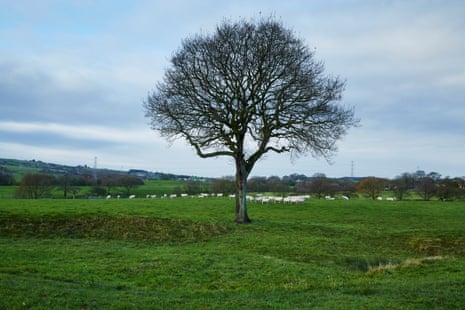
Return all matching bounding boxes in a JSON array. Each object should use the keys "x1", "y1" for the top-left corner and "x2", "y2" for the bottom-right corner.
[{"x1": 235, "y1": 158, "x2": 251, "y2": 224}]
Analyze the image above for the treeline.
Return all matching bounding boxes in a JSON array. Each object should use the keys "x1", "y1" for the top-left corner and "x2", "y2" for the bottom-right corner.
[
  {"x1": 358, "y1": 171, "x2": 465, "y2": 201},
  {"x1": 244, "y1": 174, "x2": 357, "y2": 198},
  {"x1": 12, "y1": 173, "x2": 144, "y2": 199},
  {"x1": 213, "y1": 171, "x2": 465, "y2": 201},
  {"x1": 3, "y1": 169, "x2": 465, "y2": 201},
  {"x1": 0, "y1": 167, "x2": 15, "y2": 185}
]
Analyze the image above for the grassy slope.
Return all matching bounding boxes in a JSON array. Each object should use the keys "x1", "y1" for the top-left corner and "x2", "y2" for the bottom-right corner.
[{"x1": 1, "y1": 199, "x2": 464, "y2": 309}]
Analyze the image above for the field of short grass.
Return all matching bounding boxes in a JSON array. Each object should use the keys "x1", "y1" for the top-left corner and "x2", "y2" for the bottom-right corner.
[
  {"x1": 1, "y1": 198, "x2": 464, "y2": 308},
  {"x1": 0, "y1": 180, "x2": 206, "y2": 199},
  {"x1": 0, "y1": 186, "x2": 16, "y2": 199}
]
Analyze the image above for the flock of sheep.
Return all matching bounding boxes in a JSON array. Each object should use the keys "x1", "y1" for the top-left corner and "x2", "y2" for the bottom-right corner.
[
  {"x1": 103, "y1": 193, "x2": 363, "y2": 203},
  {"x1": 105, "y1": 193, "x2": 397, "y2": 202}
]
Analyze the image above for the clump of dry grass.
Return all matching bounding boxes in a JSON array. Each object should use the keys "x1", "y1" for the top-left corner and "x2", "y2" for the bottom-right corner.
[
  {"x1": 409, "y1": 236, "x2": 465, "y2": 255},
  {"x1": 367, "y1": 256, "x2": 447, "y2": 274}
]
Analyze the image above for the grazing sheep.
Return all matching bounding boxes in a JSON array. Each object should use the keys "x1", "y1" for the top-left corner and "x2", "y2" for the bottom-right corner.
[
  {"x1": 129, "y1": 195, "x2": 136, "y2": 199},
  {"x1": 284, "y1": 196, "x2": 307, "y2": 203},
  {"x1": 341, "y1": 195, "x2": 350, "y2": 200},
  {"x1": 106, "y1": 195, "x2": 111, "y2": 199},
  {"x1": 256, "y1": 196, "x2": 271, "y2": 204}
]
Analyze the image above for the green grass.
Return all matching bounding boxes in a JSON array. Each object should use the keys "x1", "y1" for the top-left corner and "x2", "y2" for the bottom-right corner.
[
  {"x1": 1, "y1": 199, "x2": 465, "y2": 308},
  {"x1": 0, "y1": 186, "x2": 16, "y2": 199},
  {"x1": 0, "y1": 179, "x2": 202, "y2": 199},
  {"x1": 133, "y1": 180, "x2": 210, "y2": 197}
]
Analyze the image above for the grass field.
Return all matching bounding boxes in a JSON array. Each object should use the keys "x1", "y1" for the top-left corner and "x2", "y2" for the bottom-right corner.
[
  {"x1": 0, "y1": 180, "x2": 207, "y2": 199},
  {"x1": 1, "y1": 198, "x2": 464, "y2": 308},
  {"x1": 0, "y1": 186, "x2": 16, "y2": 199}
]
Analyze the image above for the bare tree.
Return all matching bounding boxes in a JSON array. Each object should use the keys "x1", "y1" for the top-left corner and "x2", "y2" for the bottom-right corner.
[
  {"x1": 416, "y1": 177, "x2": 436, "y2": 201},
  {"x1": 144, "y1": 18, "x2": 357, "y2": 223},
  {"x1": 57, "y1": 174, "x2": 81, "y2": 199},
  {"x1": 15, "y1": 173, "x2": 56, "y2": 199},
  {"x1": 437, "y1": 178, "x2": 460, "y2": 201},
  {"x1": 210, "y1": 178, "x2": 235, "y2": 195},
  {"x1": 309, "y1": 173, "x2": 332, "y2": 199},
  {"x1": 118, "y1": 175, "x2": 144, "y2": 196},
  {"x1": 357, "y1": 177, "x2": 387, "y2": 200},
  {"x1": 391, "y1": 172, "x2": 415, "y2": 200}
]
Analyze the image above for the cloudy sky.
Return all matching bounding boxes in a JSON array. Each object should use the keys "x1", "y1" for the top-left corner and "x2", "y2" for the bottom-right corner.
[{"x1": 1, "y1": 0, "x2": 464, "y2": 178}]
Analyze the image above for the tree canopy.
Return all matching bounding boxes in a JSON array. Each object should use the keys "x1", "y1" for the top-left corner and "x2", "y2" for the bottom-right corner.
[{"x1": 144, "y1": 18, "x2": 358, "y2": 222}]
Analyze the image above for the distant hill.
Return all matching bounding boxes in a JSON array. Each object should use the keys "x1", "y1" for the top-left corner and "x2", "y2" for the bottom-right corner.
[
  {"x1": 0, "y1": 158, "x2": 201, "y2": 182},
  {"x1": 0, "y1": 158, "x2": 123, "y2": 180},
  {"x1": 1, "y1": 158, "x2": 362, "y2": 184}
]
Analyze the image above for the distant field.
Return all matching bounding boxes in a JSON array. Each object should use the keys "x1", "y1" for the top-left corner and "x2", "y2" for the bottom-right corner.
[
  {"x1": 136, "y1": 180, "x2": 210, "y2": 196},
  {"x1": 1, "y1": 198, "x2": 464, "y2": 308},
  {"x1": 0, "y1": 186, "x2": 17, "y2": 199},
  {"x1": 0, "y1": 180, "x2": 195, "y2": 199}
]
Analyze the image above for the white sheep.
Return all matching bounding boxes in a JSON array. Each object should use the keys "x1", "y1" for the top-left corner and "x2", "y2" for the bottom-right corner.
[
  {"x1": 129, "y1": 195, "x2": 136, "y2": 199},
  {"x1": 257, "y1": 196, "x2": 271, "y2": 204},
  {"x1": 284, "y1": 196, "x2": 307, "y2": 203}
]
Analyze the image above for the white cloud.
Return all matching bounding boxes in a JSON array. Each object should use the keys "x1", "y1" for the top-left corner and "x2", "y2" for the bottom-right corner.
[
  {"x1": 334, "y1": 127, "x2": 465, "y2": 178},
  {"x1": 0, "y1": 121, "x2": 162, "y2": 144},
  {"x1": 0, "y1": 141, "x2": 98, "y2": 167}
]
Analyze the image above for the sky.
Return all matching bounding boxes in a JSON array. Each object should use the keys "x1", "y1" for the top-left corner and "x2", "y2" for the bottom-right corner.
[{"x1": 1, "y1": 0, "x2": 464, "y2": 179}]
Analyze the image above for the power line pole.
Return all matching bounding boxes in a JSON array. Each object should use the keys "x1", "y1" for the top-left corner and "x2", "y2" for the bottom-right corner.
[{"x1": 93, "y1": 156, "x2": 98, "y2": 181}]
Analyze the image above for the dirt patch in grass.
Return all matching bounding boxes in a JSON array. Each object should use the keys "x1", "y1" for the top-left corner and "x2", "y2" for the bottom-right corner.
[{"x1": 0, "y1": 216, "x2": 231, "y2": 243}]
